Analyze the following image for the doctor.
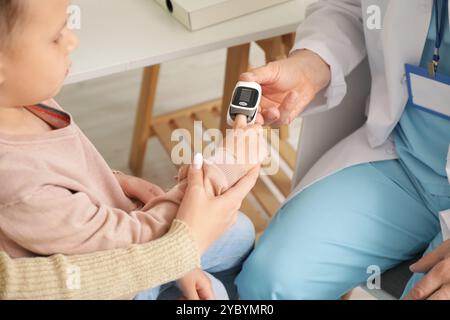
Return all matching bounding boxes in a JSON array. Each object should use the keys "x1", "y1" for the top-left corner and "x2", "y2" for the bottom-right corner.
[{"x1": 236, "y1": 0, "x2": 450, "y2": 299}]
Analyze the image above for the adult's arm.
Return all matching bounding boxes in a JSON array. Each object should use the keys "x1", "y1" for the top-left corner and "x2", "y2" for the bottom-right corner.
[
  {"x1": 0, "y1": 220, "x2": 200, "y2": 300},
  {"x1": 293, "y1": 0, "x2": 366, "y2": 115}
]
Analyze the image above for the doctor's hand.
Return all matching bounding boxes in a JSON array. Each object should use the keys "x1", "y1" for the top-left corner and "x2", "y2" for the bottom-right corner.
[
  {"x1": 405, "y1": 240, "x2": 450, "y2": 300},
  {"x1": 240, "y1": 49, "x2": 331, "y2": 126}
]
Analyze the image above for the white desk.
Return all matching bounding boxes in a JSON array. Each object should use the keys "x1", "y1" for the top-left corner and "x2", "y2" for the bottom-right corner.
[{"x1": 66, "y1": 0, "x2": 314, "y2": 85}]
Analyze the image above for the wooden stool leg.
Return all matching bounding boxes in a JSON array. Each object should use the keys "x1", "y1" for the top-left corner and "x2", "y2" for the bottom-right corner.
[
  {"x1": 282, "y1": 32, "x2": 296, "y2": 56},
  {"x1": 220, "y1": 43, "x2": 251, "y2": 133},
  {"x1": 256, "y1": 36, "x2": 288, "y2": 61},
  {"x1": 129, "y1": 64, "x2": 160, "y2": 177}
]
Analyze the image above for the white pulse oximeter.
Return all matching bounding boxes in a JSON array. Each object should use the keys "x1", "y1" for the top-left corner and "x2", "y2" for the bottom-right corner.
[{"x1": 227, "y1": 81, "x2": 262, "y2": 126}]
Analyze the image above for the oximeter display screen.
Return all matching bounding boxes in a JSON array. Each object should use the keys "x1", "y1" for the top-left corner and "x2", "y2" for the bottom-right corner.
[
  {"x1": 240, "y1": 88, "x2": 253, "y2": 103},
  {"x1": 232, "y1": 87, "x2": 258, "y2": 108}
]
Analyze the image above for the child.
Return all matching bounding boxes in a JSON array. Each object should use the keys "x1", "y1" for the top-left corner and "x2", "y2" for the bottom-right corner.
[{"x1": 0, "y1": 0, "x2": 267, "y2": 299}]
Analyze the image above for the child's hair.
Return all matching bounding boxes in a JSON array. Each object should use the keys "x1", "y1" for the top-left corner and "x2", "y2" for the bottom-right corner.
[{"x1": 0, "y1": 0, "x2": 23, "y2": 48}]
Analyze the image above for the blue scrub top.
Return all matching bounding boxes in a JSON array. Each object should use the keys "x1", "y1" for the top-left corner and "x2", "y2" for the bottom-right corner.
[{"x1": 394, "y1": 0, "x2": 450, "y2": 197}]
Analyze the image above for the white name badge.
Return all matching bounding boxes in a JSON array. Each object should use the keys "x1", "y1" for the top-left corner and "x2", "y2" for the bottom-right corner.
[
  {"x1": 440, "y1": 209, "x2": 450, "y2": 241},
  {"x1": 447, "y1": 146, "x2": 450, "y2": 185},
  {"x1": 405, "y1": 64, "x2": 450, "y2": 119},
  {"x1": 405, "y1": 64, "x2": 450, "y2": 185}
]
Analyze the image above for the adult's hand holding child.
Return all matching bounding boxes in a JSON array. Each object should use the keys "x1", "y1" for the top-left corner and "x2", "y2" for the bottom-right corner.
[{"x1": 176, "y1": 154, "x2": 260, "y2": 255}]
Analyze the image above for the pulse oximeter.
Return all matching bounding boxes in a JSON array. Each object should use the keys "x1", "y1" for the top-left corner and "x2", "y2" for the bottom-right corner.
[{"x1": 227, "y1": 81, "x2": 262, "y2": 126}]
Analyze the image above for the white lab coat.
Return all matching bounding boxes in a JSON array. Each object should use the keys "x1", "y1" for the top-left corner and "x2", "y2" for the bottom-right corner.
[{"x1": 288, "y1": 0, "x2": 450, "y2": 237}]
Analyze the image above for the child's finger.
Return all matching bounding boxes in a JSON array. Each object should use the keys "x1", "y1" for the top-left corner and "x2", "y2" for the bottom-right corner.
[
  {"x1": 183, "y1": 285, "x2": 200, "y2": 300},
  {"x1": 196, "y1": 273, "x2": 215, "y2": 300},
  {"x1": 149, "y1": 184, "x2": 165, "y2": 197},
  {"x1": 197, "y1": 280, "x2": 215, "y2": 300},
  {"x1": 233, "y1": 114, "x2": 248, "y2": 129}
]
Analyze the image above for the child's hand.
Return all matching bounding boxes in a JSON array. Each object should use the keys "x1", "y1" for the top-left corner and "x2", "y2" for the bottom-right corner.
[
  {"x1": 224, "y1": 118, "x2": 269, "y2": 168},
  {"x1": 177, "y1": 269, "x2": 215, "y2": 300},
  {"x1": 113, "y1": 172, "x2": 165, "y2": 204}
]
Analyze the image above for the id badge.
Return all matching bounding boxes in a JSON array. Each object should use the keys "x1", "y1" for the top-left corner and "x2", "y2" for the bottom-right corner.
[
  {"x1": 405, "y1": 64, "x2": 450, "y2": 184},
  {"x1": 405, "y1": 64, "x2": 450, "y2": 119},
  {"x1": 440, "y1": 209, "x2": 450, "y2": 241},
  {"x1": 447, "y1": 146, "x2": 450, "y2": 185}
]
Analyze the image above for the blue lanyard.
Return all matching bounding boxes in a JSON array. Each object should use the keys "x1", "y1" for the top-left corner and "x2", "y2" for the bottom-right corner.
[{"x1": 430, "y1": 0, "x2": 448, "y2": 76}]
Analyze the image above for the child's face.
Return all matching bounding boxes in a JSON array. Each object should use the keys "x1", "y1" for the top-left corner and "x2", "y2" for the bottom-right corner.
[{"x1": 0, "y1": 0, "x2": 79, "y2": 108}]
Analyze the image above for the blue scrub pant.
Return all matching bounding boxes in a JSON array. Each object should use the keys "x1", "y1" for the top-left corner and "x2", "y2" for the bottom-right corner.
[{"x1": 236, "y1": 160, "x2": 450, "y2": 299}]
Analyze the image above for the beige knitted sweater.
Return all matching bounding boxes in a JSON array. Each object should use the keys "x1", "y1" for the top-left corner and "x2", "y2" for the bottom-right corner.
[{"x1": 0, "y1": 219, "x2": 200, "y2": 299}]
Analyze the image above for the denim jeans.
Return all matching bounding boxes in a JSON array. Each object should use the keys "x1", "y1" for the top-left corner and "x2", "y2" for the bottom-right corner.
[{"x1": 135, "y1": 212, "x2": 255, "y2": 300}]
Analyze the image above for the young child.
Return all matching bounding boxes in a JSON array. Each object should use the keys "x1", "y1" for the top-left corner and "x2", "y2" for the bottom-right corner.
[{"x1": 0, "y1": 0, "x2": 267, "y2": 300}]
